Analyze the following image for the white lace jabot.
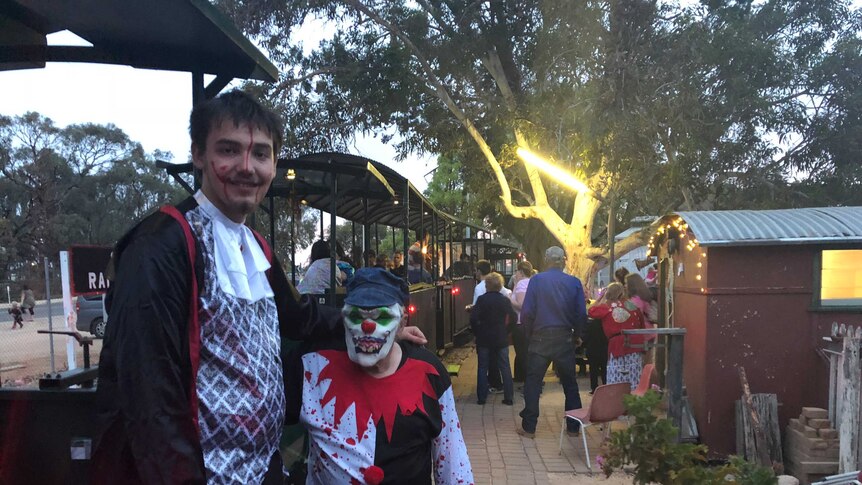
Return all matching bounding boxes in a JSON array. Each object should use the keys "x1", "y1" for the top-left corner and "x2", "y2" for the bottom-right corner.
[{"x1": 194, "y1": 191, "x2": 273, "y2": 302}]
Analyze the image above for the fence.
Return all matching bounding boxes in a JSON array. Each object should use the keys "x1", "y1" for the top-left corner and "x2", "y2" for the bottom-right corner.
[
  {"x1": 823, "y1": 323, "x2": 862, "y2": 473},
  {"x1": 0, "y1": 298, "x2": 101, "y2": 388}
]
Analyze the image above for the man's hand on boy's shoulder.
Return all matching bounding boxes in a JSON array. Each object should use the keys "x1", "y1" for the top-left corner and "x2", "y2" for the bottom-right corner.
[{"x1": 399, "y1": 326, "x2": 427, "y2": 346}]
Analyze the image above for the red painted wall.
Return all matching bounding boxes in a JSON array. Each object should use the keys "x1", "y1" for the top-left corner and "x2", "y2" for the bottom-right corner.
[{"x1": 669, "y1": 242, "x2": 862, "y2": 457}]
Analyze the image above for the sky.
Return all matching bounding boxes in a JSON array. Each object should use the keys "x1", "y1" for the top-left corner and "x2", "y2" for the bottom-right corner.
[{"x1": 0, "y1": 30, "x2": 437, "y2": 192}]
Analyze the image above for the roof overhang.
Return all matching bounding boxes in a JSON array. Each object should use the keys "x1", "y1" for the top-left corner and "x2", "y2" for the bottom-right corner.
[
  {"x1": 653, "y1": 207, "x2": 862, "y2": 248},
  {"x1": 0, "y1": 0, "x2": 278, "y2": 86}
]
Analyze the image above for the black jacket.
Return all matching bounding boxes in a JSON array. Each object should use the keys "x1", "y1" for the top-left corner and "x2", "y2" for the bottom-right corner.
[
  {"x1": 470, "y1": 291, "x2": 517, "y2": 348},
  {"x1": 584, "y1": 317, "x2": 608, "y2": 360},
  {"x1": 91, "y1": 197, "x2": 341, "y2": 484}
]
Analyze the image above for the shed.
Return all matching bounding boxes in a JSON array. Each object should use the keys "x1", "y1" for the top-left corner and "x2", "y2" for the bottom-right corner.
[{"x1": 648, "y1": 207, "x2": 862, "y2": 456}]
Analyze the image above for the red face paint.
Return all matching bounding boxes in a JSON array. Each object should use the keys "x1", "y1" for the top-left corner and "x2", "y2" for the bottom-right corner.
[
  {"x1": 244, "y1": 125, "x2": 254, "y2": 173},
  {"x1": 211, "y1": 160, "x2": 229, "y2": 197}
]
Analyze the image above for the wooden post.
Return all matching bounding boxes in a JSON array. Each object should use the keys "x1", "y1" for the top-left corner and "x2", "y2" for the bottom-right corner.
[
  {"x1": 738, "y1": 367, "x2": 773, "y2": 469},
  {"x1": 666, "y1": 331, "x2": 684, "y2": 434},
  {"x1": 829, "y1": 350, "x2": 839, "y2": 424},
  {"x1": 839, "y1": 337, "x2": 860, "y2": 473}
]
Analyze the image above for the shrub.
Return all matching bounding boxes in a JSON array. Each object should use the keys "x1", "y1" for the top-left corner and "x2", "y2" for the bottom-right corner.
[{"x1": 600, "y1": 390, "x2": 776, "y2": 485}]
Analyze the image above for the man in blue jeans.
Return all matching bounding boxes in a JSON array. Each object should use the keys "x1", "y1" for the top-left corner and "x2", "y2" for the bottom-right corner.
[{"x1": 516, "y1": 246, "x2": 586, "y2": 438}]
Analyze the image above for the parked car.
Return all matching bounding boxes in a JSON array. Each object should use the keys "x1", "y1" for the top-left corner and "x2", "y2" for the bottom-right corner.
[{"x1": 76, "y1": 294, "x2": 106, "y2": 338}]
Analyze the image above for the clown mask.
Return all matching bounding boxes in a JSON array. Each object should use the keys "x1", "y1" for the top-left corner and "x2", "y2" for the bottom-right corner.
[{"x1": 342, "y1": 303, "x2": 404, "y2": 367}]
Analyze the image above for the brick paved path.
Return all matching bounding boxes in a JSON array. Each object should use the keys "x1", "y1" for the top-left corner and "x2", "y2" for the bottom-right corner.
[{"x1": 448, "y1": 345, "x2": 623, "y2": 484}]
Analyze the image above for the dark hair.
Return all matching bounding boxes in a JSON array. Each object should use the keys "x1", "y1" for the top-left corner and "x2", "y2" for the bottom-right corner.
[
  {"x1": 376, "y1": 255, "x2": 390, "y2": 269},
  {"x1": 476, "y1": 259, "x2": 491, "y2": 276},
  {"x1": 189, "y1": 89, "x2": 283, "y2": 157},
  {"x1": 459, "y1": 253, "x2": 470, "y2": 262},
  {"x1": 310, "y1": 240, "x2": 331, "y2": 262},
  {"x1": 362, "y1": 249, "x2": 376, "y2": 259},
  {"x1": 625, "y1": 273, "x2": 653, "y2": 301},
  {"x1": 410, "y1": 251, "x2": 424, "y2": 265},
  {"x1": 614, "y1": 267, "x2": 630, "y2": 284}
]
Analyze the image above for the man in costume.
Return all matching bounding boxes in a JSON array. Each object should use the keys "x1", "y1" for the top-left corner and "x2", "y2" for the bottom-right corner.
[
  {"x1": 291, "y1": 268, "x2": 473, "y2": 484},
  {"x1": 92, "y1": 90, "x2": 426, "y2": 484},
  {"x1": 516, "y1": 246, "x2": 586, "y2": 439}
]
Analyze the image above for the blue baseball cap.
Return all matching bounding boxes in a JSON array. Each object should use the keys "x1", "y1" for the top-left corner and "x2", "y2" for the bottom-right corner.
[{"x1": 345, "y1": 267, "x2": 410, "y2": 308}]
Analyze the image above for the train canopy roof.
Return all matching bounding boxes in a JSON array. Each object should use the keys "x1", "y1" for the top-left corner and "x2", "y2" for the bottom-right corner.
[
  {"x1": 279, "y1": 152, "x2": 488, "y2": 240},
  {"x1": 0, "y1": 0, "x2": 278, "y2": 87},
  {"x1": 658, "y1": 206, "x2": 862, "y2": 247},
  {"x1": 160, "y1": 152, "x2": 490, "y2": 240}
]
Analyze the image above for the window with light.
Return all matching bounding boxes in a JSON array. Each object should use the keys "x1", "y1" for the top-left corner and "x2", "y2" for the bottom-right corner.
[{"x1": 820, "y1": 249, "x2": 862, "y2": 307}]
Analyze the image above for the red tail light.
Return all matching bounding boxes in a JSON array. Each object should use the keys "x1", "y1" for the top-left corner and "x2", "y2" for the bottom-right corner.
[
  {"x1": 451, "y1": 287, "x2": 460, "y2": 295},
  {"x1": 408, "y1": 304, "x2": 417, "y2": 314}
]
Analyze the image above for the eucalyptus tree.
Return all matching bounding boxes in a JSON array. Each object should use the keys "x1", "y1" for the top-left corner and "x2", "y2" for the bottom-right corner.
[
  {"x1": 0, "y1": 112, "x2": 186, "y2": 282},
  {"x1": 224, "y1": 0, "x2": 861, "y2": 282}
]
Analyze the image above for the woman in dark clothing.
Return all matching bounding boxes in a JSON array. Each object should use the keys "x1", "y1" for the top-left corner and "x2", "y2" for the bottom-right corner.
[{"x1": 470, "y1": 272, "x2": 517, "y2": 406}]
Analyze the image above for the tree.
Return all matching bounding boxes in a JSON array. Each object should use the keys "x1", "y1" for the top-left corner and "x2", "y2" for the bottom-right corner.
[
  {"x1": 0, "y1": 112, "x2": 186, "y2": 283},
  {"x1": 224, "y1": 0, "x2": 861, "y2": 285}
]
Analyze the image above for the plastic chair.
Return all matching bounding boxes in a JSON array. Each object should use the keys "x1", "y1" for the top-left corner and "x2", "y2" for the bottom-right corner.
[
  {"x1": 558, "y1": 382, "x2": 631, "y2": 468},
  {"x1": 632, "y1": 363, "x2": 656, "y2": 397}
]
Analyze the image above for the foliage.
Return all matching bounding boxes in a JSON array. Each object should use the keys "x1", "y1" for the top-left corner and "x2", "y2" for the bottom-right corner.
[
  {"x1": 223, "y1": 0, "x2": 861, "y2": 281},
  {"x1": 601, "y1": 390, "x2": 776, "y2": 485},
  {"x1": 0, "y1": 112, "x2": 186, "y2": 285}
]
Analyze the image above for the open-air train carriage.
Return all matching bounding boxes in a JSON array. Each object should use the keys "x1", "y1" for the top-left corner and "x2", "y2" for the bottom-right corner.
[{"x1": 163, "y1": 151, "x2": 515, "y2": 352}]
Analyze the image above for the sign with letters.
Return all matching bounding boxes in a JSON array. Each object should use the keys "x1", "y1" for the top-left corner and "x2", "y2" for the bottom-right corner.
[{"x1": 69, "y1": 245, "x2": 112, "y2": 296}]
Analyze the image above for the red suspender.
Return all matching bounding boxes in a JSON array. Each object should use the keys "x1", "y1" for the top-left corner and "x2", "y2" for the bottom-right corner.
[
  {"x1": 158, "y1": 205, "x2": 202, "y2": 436},
  {"x1": 250, "y1": 230, "x2": 273, "y2": 263},
  {"x1": 156, "y1": 207, "x2": 274, "y2": 437}
]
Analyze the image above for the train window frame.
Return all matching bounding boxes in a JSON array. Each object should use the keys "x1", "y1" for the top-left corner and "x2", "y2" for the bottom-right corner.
[{"x1": 814, "y1": 249, "x2": 862, "y2": 312}]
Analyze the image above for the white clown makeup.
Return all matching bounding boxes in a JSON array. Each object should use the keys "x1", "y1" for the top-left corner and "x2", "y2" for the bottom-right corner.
[{"x1": 342, "y1": 303, "x2": 403, "y2": 367}]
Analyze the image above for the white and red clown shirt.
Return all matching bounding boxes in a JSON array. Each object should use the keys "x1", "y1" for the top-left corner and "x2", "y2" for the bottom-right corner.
[{"x1": 296, "y1": 341, "x2": 473, "y2": 484}]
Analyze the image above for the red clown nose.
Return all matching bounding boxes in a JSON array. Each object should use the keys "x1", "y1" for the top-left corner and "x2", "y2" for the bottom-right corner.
[{"x1": 361, "y1": 321, "x2": 377, "y2": 334}]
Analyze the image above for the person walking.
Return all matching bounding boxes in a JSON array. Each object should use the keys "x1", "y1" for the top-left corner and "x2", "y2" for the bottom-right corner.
[
  {"x1": 470, "y1": 273, "x2": 517, "y2": 405},
  {"x1": 20, "y1": 285, "x2": 35, "y2": 321},
  {"x1": 8, "y1": 301, "x2": 24, "y2": 329},
  {"x1": 471, "y1": 260, "x2": 510, "y2": 393},
  {"x1": 516, "y1": 246, "x2": 586, "y2": 439}
]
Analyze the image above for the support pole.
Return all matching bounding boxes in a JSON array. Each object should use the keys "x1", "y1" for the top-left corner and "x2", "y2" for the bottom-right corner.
[
  {"x1": 290, "y1": 200, "x2": 297, "y2": 286},
  {"x1": 363, "y1": 198, "x2": 370, "y2": 267},
  {"x1": 45, "y1": 257, "x2": 55, "y2": 373},
  {"x1": 328, "y1": 171, "x2": 338, "y2": 307},
  {"x1": 608, "y1": 196, "x2": 616, "y2": 283},
  {"x1": 839, "y1": 337, "x2": 861, "y2": 473},
  {"x1": 351, "y1": 220, "x2": 357, "y2": 264},
  {"x1": 402, "y1": 185, "x2": 410, "y2": 284}
]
